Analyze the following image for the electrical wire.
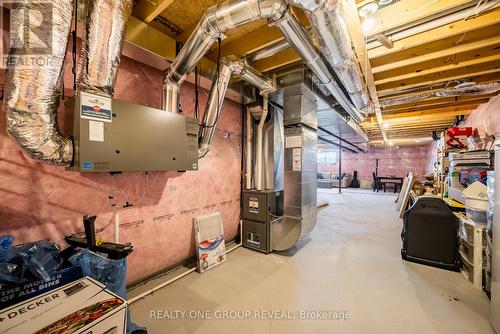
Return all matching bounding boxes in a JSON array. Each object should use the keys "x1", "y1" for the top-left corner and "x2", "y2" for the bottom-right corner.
[
  {"x1": 194, "y1": 66, "x2": 199, "y2": 120},
  {"x1": 102, "y1": 172, "x2": 149, "y2": 232}
]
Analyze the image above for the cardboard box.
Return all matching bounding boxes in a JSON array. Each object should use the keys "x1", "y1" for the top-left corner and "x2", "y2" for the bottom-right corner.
[
  {"x1": 0, "y1": 277, "x2": 127, "y2": 334},
  {"x1": 0, "y1": 265, "x2": 83, "y2": 309}
]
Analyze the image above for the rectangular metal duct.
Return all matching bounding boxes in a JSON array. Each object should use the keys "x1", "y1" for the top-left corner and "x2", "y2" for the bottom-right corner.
[{"x1": 272, "y1": 84, "x2": 318, "y2": 251}]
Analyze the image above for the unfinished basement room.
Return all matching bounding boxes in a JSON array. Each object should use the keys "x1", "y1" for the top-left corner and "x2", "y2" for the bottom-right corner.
[{"x1": 0, "y1": 0, "x2": 500, "y2": 333}]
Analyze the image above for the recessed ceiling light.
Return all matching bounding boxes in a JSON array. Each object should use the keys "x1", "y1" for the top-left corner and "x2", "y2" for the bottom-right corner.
[
  {"x1": 359, "y1": 2, "x2": 379, "y2": 17},
  {"x1": 362, "y1": 18, "x2": 376, "y2": 33},
  {"x1": 383, "y1": 122, "x2": 390, "y2": 128},
  {"x1": 415, "y1": 138, "x2": 421, "y2": 143}
]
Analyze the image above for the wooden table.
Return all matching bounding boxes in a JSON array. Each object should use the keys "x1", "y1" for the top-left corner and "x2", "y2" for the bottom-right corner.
[{"x1": 376, "y1": 176, "x2": 404, "y2": 193}]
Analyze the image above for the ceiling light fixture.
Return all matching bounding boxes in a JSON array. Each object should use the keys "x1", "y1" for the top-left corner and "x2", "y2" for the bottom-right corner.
[
  {"x1": 359, "y1": 2, "x2": 379, "y2": 17},
  {"x1": 383, "y1": 122, "x2": 390, "y2": 128}
]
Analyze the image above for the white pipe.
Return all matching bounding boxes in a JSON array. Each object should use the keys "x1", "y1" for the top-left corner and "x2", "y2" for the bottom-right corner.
[
  {"x1": 114, "y1": 212, "x2": 120, "y2": 244},
  {"x1": 246, "y1": 107, "x2": 253, "y2": 189},
  {"x1": 255, "y1": 94, "x2": 269, "y2": 191},
  {"x1": 128, "y1": 220, "x2": 243, "y2": 305}
]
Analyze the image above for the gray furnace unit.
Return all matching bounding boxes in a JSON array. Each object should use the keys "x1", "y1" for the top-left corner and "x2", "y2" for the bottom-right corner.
[
  {"x1": 67, "y1": 92, "x2": 199, "y2": 172},
  {"x1": 243, "y1": 190, "x2": 284, "y2": 254}
]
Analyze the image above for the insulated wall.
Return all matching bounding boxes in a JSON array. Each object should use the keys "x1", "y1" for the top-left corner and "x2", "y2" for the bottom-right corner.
[
  {"x1": 317, "y1": 146, "x2": 429, "y2": 182},
  {"x1": 0, "y1": 55, "x2": 242, "y2": 284}
]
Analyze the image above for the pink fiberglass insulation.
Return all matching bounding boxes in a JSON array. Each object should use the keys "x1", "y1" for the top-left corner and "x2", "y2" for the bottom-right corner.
[
  {"x1": 317, "y1": 146, "x2": 429, "y2": 182},
  {"x1": 0, "y1": 55, "x2": 242, "y2": 284}
]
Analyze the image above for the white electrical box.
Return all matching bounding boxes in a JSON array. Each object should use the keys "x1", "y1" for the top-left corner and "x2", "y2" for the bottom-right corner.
[{"x1": 0, "y1": 277, "x2": 127, "y2": 334}]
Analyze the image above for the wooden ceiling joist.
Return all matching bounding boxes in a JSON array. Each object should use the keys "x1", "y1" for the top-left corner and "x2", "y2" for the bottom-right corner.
[
  {"x1": 367, "y1": 0, "x2": 472, "y2": 37},
  {"x1": 372, "y1": 35, "x2": 500, "y2": 74},
  {"x1": 382, "y1": 98, "x2": 491, "y2": 115},
  {"x1": 133, "y1": 0, "x2": 176, "y2": 24},
  {"x1": 383, "y1": 104, "x2": 476, "y2": 119},
  {"x1": 377, "y1": 68, "x2": 500, "y2": 95},
  {"x1": 254, "y1": 48, "x2": 301, "y2": 72},
  {"x1": 374, "y1": 54, "x2": 500, "y2": 86},
  {"x1": 368, "y1": 9, "x2": 500, "y2": 59}
]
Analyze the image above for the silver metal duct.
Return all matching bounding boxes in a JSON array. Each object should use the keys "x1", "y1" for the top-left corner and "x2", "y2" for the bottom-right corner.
[
  {"x1": 247, "y1": 39, "x2": 290, "y2": 62},
  {"x1": 77, "y1": 0, "x2": 133, "y2": 97},
  {"x1": 272, "y1": 84, "x2": 318, "y2": 251},
  {"x1": 198, "y1": 57, "x2": 275, "y2": 158},
  {"x1": 290, "y1": 0, "x2": 373, "y2": 114},
  {"x1": 163, "y1": 0, "x2": 288, "y2": 113},
  {"x1": 3, "y1": 0, "x2": 74, "y2": 166},
  {"x1": 274, "y1": 11, "x2": 365, "y2": 122},
  {"x1": 380, "y1": 82, "x2": 500, "y2": 107}
]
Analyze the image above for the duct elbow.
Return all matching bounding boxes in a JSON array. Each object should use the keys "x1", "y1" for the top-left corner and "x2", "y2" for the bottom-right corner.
[
  {"x1": 258, "y1": 0, "x2": 288, "y2": 21},
  {"x1": 6, "y1": 110, "x2": 73, "y2": 167}
]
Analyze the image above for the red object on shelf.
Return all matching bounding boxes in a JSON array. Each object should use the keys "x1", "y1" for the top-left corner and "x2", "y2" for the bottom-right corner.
[{"x1": 445, "y1": 127, "x2": 473, "y2": 148}]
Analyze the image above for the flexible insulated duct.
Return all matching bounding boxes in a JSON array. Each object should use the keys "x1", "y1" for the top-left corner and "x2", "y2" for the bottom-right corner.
[
  {"x1": 380, "y1": 82, "x2": 500, "y2": 107},
  {"x1": 4, "y1": 0, "x2": 133, "y2": 166},
  {"x1": 290, "y1": 0, "x2": 373, "y2": 114},
  {"x1": 77, "y1": 0, "x2": 133, "y2": 97},
  {"x1": 3, "y1": 0, "x2": 74, "y2": 166},
  {"x1": 163, "y1": 0, "x2": 287, "y2": 113},
  {"x1": 199, "y1": 56, "x2": 274, "y2": 158}
]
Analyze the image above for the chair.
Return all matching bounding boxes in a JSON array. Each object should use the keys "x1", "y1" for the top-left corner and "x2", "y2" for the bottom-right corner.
[{"x1": 372, "y1": 173, "x2": 386, "y2": 192}]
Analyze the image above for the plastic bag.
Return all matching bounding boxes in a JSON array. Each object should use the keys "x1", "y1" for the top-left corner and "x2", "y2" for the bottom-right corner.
[
  {"x1": 69, "y1": 250, "x2": 127, "y2": 298},
  {"x1": 488, "y1": 171, "x2": 495, "y2": 236},
  {"x1": 0, "y1": 238, "x2": 62, "y2": 284},
  {"x1": 69, "y1": 249, "x2": 144, "y2": 334},
  {"x1": 0, "y1": 235, "x2": 14, "y2": 262}
]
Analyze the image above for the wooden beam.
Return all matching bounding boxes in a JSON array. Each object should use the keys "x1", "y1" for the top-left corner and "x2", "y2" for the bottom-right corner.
[
  {"x1": 125, "y1": 16, "x2": 177, "y2": 61},
  {"x1": 383, "y1": 104, "x2": 477, "y2": 120},
  {"x1": 342, "y1": 0, "x2": 388, "y2": 142},
  {"x1": 382, "y1": 98, "x2": 491, "y2": 114},
  {"x1": 377, "y1": 68, "x2": 500, "y2": 95},
  {"x1": 367, "y1": 0, "x2": 472, "y2": 37},
  {"x1": 202, "y1": 8, "x2": 310, "y2": 61},
  {"x1": 373, "y1": 33, "x2": 393, "y2": 49},
  {"x1": 254, "y1": 48, "x2": 301, "y2": 72},
  {"x1": 372, "y1": 35, "x2": 500, "y2": 74},
  {"x1": 367, "y1": 122, "x2": 455, "y2": 130},
  {"x1": 368, "y1": 9, "x2": 500, "y2": 59},
  {"x1": 380, "y1": 112, "x2": 473, "y2": 125},
  {"x1": 133, "y1": 0, "x2": 175, "y2": 24},
  {"x1": 374, "y1": 54, "x2": 500, "y2": 86}
]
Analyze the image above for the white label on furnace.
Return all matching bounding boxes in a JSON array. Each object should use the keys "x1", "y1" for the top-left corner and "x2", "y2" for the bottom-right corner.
[
  {"x1": 292, "y1": 148, "x2": 301, "y2": 171},
  {"x1": 249, "y1": 198, "x2": 259, "y2": 214},
  {"x1": 286, "y1": 135, "x2": 302, "y2": 148},
  {"x1": 89, "y1": 120, "x2": 104, "y2": 142},
  {"x1": 81, "y1": 92, "x2": 112, "y2": 122}
]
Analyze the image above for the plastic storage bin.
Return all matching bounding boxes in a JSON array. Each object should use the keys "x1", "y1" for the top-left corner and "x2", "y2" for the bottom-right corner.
[{"x1": 465, "y1": 207, "x2": 488, "y2": 224}]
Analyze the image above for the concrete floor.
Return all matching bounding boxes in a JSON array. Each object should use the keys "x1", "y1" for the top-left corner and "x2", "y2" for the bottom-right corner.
[{"x1": 129, "y1": 189, "x2": 494, "y2": 334}]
